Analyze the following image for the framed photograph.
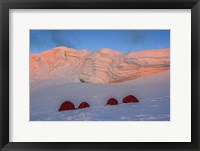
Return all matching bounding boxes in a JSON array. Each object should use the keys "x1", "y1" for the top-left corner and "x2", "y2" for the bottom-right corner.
[{"x1": 0, "y1": 0, "x2": 199, "y2": 151}]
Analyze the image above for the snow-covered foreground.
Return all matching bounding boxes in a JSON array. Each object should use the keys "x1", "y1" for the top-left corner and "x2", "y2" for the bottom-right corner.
[{"x1": 30, "y1": 70, "x2": 170, "y2": 121}]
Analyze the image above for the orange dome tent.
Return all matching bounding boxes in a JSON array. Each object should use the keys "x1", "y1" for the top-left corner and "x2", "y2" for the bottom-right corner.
[
  {"x1": 106, "y1": 98, "x2": 118, "y2": 105},
  {"x1": 78, "y1": 102, "x2": 90, "y2": 109},
  {"x1": 59, "y1": 101, "x2": 75, "y2": 111},
  {"x1": 123, "y1": 95, "x2": 139, "y2": 103}
]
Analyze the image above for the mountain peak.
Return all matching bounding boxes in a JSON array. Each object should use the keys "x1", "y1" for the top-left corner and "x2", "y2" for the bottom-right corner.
[
  {"x1": 98, "y1": 48, "x2": 122, "y2": 55},
  {"x1": 30, "y1": 47, "x2": 170, "y2": 84}
]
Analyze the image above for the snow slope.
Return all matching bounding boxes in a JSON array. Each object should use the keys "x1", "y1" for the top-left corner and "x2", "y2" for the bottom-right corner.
[{"x1": 30, "y1": 70, "x2": 170, "y2": 121}]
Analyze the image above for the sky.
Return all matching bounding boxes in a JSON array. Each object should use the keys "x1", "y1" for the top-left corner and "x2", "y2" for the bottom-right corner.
[{"x1": 30, "y1": 30, "x2": 170, "y2": 54}]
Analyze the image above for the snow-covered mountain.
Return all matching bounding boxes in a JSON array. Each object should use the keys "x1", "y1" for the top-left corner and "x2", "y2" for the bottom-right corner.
[
  {"x1": 30, "y1": 47, "x2": 170, "y2": 87},
  {"x1": 30, "y1": 47, "x2": 170, "y2": 121}
]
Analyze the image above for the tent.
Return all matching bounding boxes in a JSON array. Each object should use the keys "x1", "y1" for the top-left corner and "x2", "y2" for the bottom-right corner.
[
  {"x1": 123, "y1": 95, "x2": 139, "y2": 103},
  {"x1": 106, "y1": 98, "x2": 118, "y2": 105},
  {"x1": 59, "y1": 101, "x2": 75, "y2": 111},
  {"x1": 78, "y1": 102, "x2": 90, "y2": 109}
]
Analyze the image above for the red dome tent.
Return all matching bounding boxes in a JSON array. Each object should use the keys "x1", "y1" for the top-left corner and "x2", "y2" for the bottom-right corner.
[
  {"x1": 78, "y1": 102, "x2": 90, "y2": 109},
  {"x1": 106, "y1": 98, "x2": 118, "y2": 105},
  {"x1": 123, "y1": 95, "x2": 139, "y2": 103},
  {"x1": 59, "y1": 101, "x2": 75, "y2": 111}
]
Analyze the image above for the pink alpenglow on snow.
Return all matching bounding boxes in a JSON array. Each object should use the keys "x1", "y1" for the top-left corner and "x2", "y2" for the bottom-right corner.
[
  {"x1": 30, "y1": 47, "x2": 170, "y2": 89},
  {"x1": 59, "y1": 101, "x2": 75, "y2": 111},
  {"x1": 123, "y1": 95, "x2": 139, "y2": 103}
]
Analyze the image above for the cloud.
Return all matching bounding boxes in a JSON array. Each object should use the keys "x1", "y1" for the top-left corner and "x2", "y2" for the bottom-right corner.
[
  {"x1": 124, "y1": 30, "x2": 149, "y2": 52},
  {"x1": 129, "y1": 31, "x2": 148, "y2": 45},
  {"x1": 30, "y1": 30, "x2": 81, "y2": 53},
  {"x1": 50, "y1": 30, "x2": 77, "y2": 48}
]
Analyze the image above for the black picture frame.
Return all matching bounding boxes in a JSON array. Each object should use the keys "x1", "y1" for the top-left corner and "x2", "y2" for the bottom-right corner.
[{"x1": 0, "y1": 0, "x2": 199, "y2": 151}]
